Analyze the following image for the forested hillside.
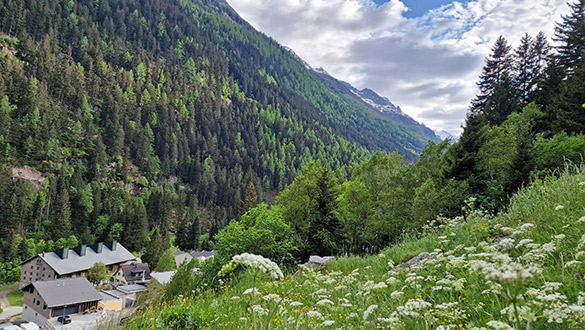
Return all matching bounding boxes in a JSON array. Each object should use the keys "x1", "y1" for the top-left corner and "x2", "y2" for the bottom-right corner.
[
  {"x1": 121, "y1": 2, "x2": 585, "y2": 327},
  {"x1": 0, "y1": 0, "x2": 436, "y2": 270}
]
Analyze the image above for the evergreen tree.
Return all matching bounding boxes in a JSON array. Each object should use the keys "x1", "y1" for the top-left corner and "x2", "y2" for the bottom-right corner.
[
  {"x1": 123, "y1": 199, "x2": 149, "y2": 252},
  {"x1": 142, "y1": 228, "x2": 164, "y2": 269},
  {"x1": 548, "y1": 60, "x2": 585, "y2": 134},
  {"x1": 513, "y1": 33, "x2": 550, "y2": 106},
  {"x1": 239, "y1": 182, "x2": 258, "y2": 215},
  {"x1": 554, "y1": 0, "x2": 585, "y2": 73},
  {"x1": 471, "y1": 36, "x2": 514, "y2": 116},
  {"x1": 514, "y1": 34, "x2": 536, "y2": 106},
  {"x1": 53, "y1": 189, "x2": 72, "y2": 240}
]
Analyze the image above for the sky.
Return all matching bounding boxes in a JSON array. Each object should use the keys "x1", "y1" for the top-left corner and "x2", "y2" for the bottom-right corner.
[{"x1": 225, "y1": 0, "x2": 571, "y2": 135}]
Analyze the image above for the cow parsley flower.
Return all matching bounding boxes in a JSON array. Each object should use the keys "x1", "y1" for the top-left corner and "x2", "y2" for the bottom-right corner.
[
  {"x1": 219, "y1": 253, "x2": 283, "y2": 279},
  {"x1": 248, "y1": 305, "x2": 268, "y2": 315},
  {"x1": 243, "y1": 288, "x2": 261, "y2": 295},
  {"x1": 363, "y1": 304, "x2": 378, "y2": 320},
  {"x1": 486, "y1": 320, "x2": 516, "y2": 330},
  {"x1": 307, "y1": 310, "x2": 324, "y2": 320},
  {"x1": 316, "y1": 299, "x2": 334, "y2": 305}
]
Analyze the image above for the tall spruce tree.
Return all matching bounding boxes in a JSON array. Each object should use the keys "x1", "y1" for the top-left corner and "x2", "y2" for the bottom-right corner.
[
  {"x1": 554, "y1": 0, "x2": 585, "y2": 74},
  {"x1": 142, "y1": 228, "x2": 165, "y2": 270},
  {"x1": 471, "y1": 36, "x2": 515, "y2": 118},
  {"x1": 514, "y1": 34, "x2": 536, "y2": 106}
]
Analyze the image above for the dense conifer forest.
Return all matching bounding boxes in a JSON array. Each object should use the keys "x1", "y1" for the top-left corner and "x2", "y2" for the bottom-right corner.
[{"x1": 0, "y1": 0, "x2": 435, "y2": 275}]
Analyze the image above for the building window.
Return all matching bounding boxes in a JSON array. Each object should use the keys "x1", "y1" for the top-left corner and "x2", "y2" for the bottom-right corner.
[
  {"x1": 33, "y1": 298, "x2": 36, "y2": 304},
  {"x1": 43, "y1": 304, "x2": 46, "y2": 310},
  {"x1": 36, "y1": 300, "x2": 40, "y2": 306},
  {"x1": 30, "y1": 266, "x2": 33, "y2": 269}
]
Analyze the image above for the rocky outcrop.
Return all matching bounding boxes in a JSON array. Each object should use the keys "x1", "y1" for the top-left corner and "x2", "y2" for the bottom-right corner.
[
  {"x1": 12, "y1": 166, "x2": 45, "y2": 191},
  {"x1": 299, "y1": 255, "x2": 335, "y2": 271}
]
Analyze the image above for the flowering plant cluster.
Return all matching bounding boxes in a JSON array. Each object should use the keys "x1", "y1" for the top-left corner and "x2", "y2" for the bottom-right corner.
[
  {"x1": 126, "y1": 172, "x2": 585, "y2": 329},
  {"x1": 218, "y1": 252, "x2": 284, "y2": 280}
]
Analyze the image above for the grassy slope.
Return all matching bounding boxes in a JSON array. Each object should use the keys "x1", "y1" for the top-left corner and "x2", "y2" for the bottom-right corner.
[
  {"x1": 6, "y1": 290, "x2": 23, "y2": 306},
  {"x1": 127, "y1": 166, "x2": 585, "y2": 329}
]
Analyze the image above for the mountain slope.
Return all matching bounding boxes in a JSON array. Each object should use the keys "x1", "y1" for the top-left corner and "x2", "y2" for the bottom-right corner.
[
  {"x1": 125, "y1": 165, "x2": 585, "y2": 329},
  {"x1": 0, "y1": 0, "x2": 438, "y2": 259},
  {"x1": 310, "y1": 67, "x2": 440, "y2": 142}
]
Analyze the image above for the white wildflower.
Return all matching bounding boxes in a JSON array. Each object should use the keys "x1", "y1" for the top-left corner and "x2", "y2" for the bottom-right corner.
[
  {"x1": 316, "y1": 299, "x2": 334, "y2": 305},
  {"x1": 262, "y1": 294, "x2": 281, "y2": 303},
  {"x1": 313, "y1": 288, "x2": 328, "y2": 296},
  {"x1": 243, "y1": 288, "x2": 261, "y2": 295},
  {"x1": 289, "y1": 301, "x2": 303, "y2": 306},
  {"x1": 219, "y1": 253, "x2": 283, "y2": 279},
  {"x1": 486, "y1": 320, "x2": 516, "y2": 330},
  {"x1": 565, "y1": 260, "x2": 581, "y2": 268},
  {"x1": 307, "y1": 310, "x2": 324, "y2": 320},
  {"x1": 231, "y1": 296, "x2": 241, "y2": 300},
  {"x1": 248, "y1": 305, "x2": 268, "y2": 315},
  {"x1": 390, "y1": 291, "x2": 404, "y2": 298},
  {"x1": 553, "y1": 234, "x2": 566, "y2": 240},
  {"x1": 501, "y1": 304, "x2": 536, "y2": 322},
  {"x1": 515, "y1": 239, "x2": 533, "y2": 249},
  {"x1": 363, "y1": 304, "x2": 378, "y2": 320},
  {"x1": 555, "y1": 205, "x2": 564, "y2": 211},
  {"x1": 542, "y1": 243, "x2": 556, "y2": 252},
  {"x1": 341, "y1": 303, "x2": 353, "y2": 307},
  {"x1": 322, "y1": 320, "x2": 335, "y2": 326},
  {"x1": 579, "y1": 216, "x2": 585, "y2": 223}
]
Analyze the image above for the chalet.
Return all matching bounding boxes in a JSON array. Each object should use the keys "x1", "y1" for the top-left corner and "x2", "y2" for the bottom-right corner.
[
  {"x1": 112, "y1": 262, "x2": 151, "y2": 286},
  {"x1": 20, "y1": 241, "x2": 135, "y2": 288},
  {"x1": 22, "y1": 277, "x2": 102, "y2": 326}
]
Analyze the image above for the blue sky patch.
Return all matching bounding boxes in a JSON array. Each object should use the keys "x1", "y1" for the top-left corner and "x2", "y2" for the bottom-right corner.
[{"x1": 373, "y1": 0, "x2": 473, "y2": 18}]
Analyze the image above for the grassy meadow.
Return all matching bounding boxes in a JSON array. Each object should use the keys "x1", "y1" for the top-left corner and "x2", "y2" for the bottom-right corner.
[{"x1": 126, "y1": 165, "x2": 585, "y2": 330}]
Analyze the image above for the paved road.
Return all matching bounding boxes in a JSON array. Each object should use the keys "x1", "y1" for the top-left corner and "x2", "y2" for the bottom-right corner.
[{"x1": 0, "y1": 289, "x2": 23, "y2": 321}]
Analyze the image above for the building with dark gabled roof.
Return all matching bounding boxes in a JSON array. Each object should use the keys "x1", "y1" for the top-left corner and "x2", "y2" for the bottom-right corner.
[
  {"x1": 112, "y1": 262, "x2": 151, "y2": 286},
  {"x1": 19, "y1": 241, "x2": 135, "y2": 288},
  {"x1": 22, "y1": 277, "x2": 102, "y2": 326}
]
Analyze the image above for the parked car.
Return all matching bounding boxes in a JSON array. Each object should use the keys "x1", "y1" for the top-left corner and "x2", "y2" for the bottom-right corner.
[{"x1": 57, "y1": 315, "x2": 71, "y2": 324}]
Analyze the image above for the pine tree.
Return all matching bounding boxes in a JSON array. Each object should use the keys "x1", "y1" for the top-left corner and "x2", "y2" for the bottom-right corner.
[
  {"x1": 142, "y1": 228, "x2": 164, "y2": 270},
  {"x1": 239, "y1": 182, "x2": 258, "y2": 215},
  {"x1": 528, "y1": 32, "x2": 553, "y2": 104},
  {"x1": 514, "y1": 34, "x2": 535, "y2": 106},
  {"x1": 471, "y1": 36, "x2": 514, "y2": 116},
  {"x1": 53, "y1": 189, "x2": 72, "y2": 240},
  {"x1": 123, "y1": 199, "x2": 148, "y2": 252},
  {"x1": 554, "y1": 0, "x2": 585, "y2": 73}
]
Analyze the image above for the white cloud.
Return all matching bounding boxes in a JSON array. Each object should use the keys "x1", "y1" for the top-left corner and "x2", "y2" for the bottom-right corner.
[{"x1": 226, "y1": 0, "x2": 571, "y2": 135}]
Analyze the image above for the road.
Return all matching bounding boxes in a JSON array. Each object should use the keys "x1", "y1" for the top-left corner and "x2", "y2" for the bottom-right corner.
[{"x1": 0, "y1": 288, "x2": 22, "y2": 321}]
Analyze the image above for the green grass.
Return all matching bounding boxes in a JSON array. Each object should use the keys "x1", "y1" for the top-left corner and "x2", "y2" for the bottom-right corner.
[
  {"x1": 0, "y1": 283, "x2": 18, "y2": 291},
  {"x1": 7, "y1": 290, "x2": 23, "y2": 306},
  {"x1": 125, "y1": 166, "x2": 585, "y2": 329}
]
